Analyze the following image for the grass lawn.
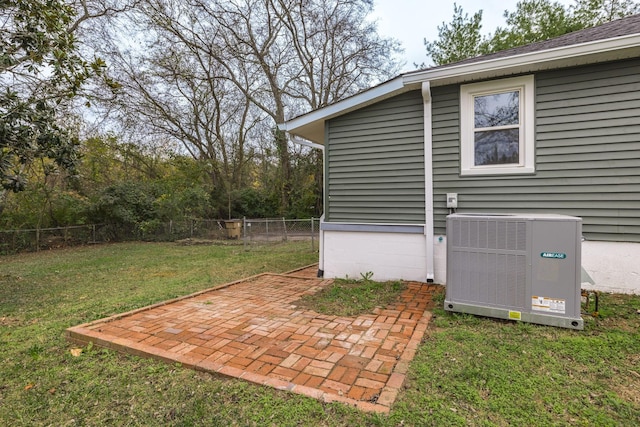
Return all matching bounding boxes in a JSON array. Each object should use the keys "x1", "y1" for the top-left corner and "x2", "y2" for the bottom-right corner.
[{"x1": 1, "y1": 241, "x2": 639, "y2": 426}]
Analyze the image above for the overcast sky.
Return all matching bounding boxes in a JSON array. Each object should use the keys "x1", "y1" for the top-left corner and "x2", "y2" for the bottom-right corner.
[{"x1": 370, "y1": 0, "x2": 575, "y2": 71}]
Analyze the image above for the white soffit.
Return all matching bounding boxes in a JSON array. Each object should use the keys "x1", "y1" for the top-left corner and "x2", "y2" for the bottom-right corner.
[{"x1": 280, "y1": 33, "x2": 640, "y2": 144}]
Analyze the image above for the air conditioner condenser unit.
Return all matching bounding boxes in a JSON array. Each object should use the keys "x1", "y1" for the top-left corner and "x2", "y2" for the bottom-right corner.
[{"x1": 445, "y1": 213, "x2": 583, "y2": 329}]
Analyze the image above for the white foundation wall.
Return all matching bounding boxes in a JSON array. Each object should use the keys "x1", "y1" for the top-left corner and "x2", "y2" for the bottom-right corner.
[
  {"x1": 323, "y1": 231, "x2": 429, "y2": 282},
  {"x1": 581, "y1": 241, "x2": 640, "y2": 294},
  {"x1": 433, "y1": 236, "x2": 639, "y2": 293},
  {"x1": 323, "y1": 232, "x2": 640, "y2": 294}
]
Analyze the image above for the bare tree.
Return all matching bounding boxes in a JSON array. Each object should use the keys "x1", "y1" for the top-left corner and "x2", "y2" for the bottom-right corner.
[
  {"x1": 90, "y1": 0, "x2": 264, "y2": 206},
  {"x1": 89, "y1": 0, "x2": 400, "y2": 214},
  {"x1": 198, "y1": 0, "x2": 401, "y2": 211},
  {"x1": 273, "y1": 0, "x2": 400, "y2": 110}
]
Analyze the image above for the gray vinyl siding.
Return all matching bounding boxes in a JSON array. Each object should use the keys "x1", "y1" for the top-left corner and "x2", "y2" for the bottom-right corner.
[
  {"x1": 326, "y1": 90, "x2": 425, "y2": 223},
  {"x1": 432, "y1": 58, "x2": 640, "y2": 242}
]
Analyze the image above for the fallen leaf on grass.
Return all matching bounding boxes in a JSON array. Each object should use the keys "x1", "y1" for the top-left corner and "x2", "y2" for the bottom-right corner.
[
  {"x1": 70, "y1": 348, "x2": 83, "y2": 357},
  {"x1": 24, "y1": 383, "x2": 35, "y2": 391},
  {"x1": 49, "y1": 387, "x2": 56, "y2": 395}
]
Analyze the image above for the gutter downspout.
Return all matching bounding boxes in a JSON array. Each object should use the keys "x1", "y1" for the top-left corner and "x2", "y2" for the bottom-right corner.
[
  {"x1": 289, "y1": 135, "x2": 325, "y2": 277},
  {"x1": 422, "y1": 82, "x2": 435, "y2": 283}
]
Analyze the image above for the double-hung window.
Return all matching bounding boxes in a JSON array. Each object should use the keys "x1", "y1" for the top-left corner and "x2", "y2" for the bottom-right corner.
[{"x1": 460, "y1": 75, "x2": 535, "y2": 175}]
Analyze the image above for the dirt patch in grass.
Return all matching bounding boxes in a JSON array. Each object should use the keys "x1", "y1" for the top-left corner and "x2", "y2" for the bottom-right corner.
[
  {"x1": 0, "y1": 316, "x2": 23, "y2": 327},
  {"x1": 293, "y1": 277, "x2": 406, "y2": 317},
  {"x1": 175, "y1": 238, "x2": 243, "y2": 246}
]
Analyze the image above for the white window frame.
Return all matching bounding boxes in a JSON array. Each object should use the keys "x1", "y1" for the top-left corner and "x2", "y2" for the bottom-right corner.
[{"x1": 460, "y1": 75, "x2": 535, "y2": 176}]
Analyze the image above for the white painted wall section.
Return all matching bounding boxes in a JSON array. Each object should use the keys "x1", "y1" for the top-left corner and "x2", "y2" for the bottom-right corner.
[
  {"x1": 321, "y1": 231, "x2": 639, "y2": 294},
  {"x1": 581, "y1": 241, "x2": 640, "y2": 294},
  {"x1": 433, "y1": 235, "x2": 447, "y2": 284},
  {"x1": 434, "y1": 237, "x2": 639, "y2": 294},
  {"x1": 323, "y1": 231, "x2": 428, "y2": 282}
]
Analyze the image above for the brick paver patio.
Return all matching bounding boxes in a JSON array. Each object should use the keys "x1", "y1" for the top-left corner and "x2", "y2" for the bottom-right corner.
[{"x1": 66, "y1": 265, "x2": 438, "y2": 413}]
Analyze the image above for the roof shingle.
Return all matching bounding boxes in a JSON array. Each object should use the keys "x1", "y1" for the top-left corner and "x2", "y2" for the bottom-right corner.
[{"x1": 430, "y1": 13, "x2": 640, "y2": 69}]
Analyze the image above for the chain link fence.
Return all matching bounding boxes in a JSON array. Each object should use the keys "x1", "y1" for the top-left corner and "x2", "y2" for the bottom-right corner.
[
  {"x1": 0, "y1": 218, "x2": 320, "y2": 255},
  {"x1": 242, "y1": 218, "x2": 319, "y2": 249}
]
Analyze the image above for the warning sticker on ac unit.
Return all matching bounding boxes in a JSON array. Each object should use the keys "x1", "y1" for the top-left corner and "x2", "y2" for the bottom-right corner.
[{"x1": 532, "y1": 296, "x2": 566, "y2": 314}]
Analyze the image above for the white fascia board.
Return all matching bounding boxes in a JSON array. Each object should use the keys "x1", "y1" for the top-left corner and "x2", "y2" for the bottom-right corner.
[
  {"x1": 277, "y1": 76, "x2": 415, "y2": 143},
  {"x1": 403, "y1": 33, "x2": 640, "y2": 86}
]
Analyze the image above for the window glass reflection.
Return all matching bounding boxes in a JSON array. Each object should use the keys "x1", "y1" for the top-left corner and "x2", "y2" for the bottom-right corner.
[
  {"x1": 474, "y1": 129, "x2": 520, "y2": 165},
  {"x1": 474, "y1": 91, "x2": 519, "y2": 128}
]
